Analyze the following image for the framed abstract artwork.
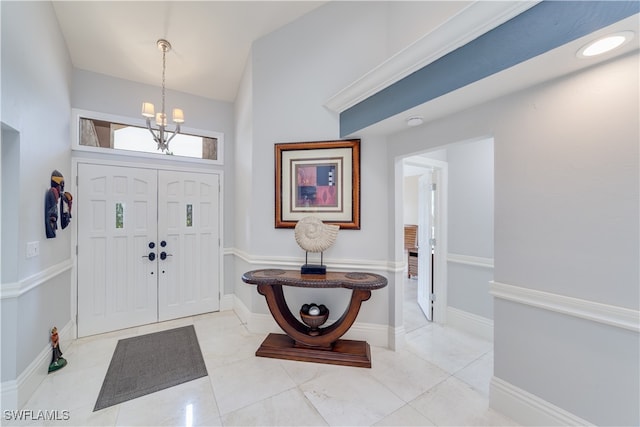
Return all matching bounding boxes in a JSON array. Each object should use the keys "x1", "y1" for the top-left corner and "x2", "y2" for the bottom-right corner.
[{"x1": 275, "y1": 139, "x2": 360, "y2": 229}]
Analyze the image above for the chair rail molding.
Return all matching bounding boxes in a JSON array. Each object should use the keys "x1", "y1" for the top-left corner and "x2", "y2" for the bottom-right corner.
[
  {"x1": 0, "y1": 259, "x2": 73, "y2": 300},
  {"x1": 230, "y1": 247, "x2": 403, "y2": 273},
  {"x1": 490, "y1": 281, "x2": 639, "y2": 332},
  {"x1": 447, "y1": 253, "x2": 494, "y2": 269}
]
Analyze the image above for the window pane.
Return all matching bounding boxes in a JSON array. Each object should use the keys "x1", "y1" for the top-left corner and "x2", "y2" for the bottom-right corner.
[
  {"x1": 186, "y1": 204, "x2": 193, "y2": 227},
  {"x1": 79, "y1": 117, "x2": 218, "y2": 161},
  {"x1": 115, "y1": 203, "x2": 124, "y2": 229}
]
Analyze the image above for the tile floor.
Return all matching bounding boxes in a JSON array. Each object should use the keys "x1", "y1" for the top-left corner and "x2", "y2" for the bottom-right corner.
[{"x1": 8, "y1": 279, "x2": 518, "y2": 426}]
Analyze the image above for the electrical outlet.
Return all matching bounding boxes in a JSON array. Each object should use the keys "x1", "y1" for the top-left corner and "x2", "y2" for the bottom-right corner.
[{"x1": 26, "y1": 241, "x2": 39, "y2": 258}]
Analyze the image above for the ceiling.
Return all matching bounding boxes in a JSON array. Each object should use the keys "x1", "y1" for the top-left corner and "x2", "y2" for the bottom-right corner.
[
  {"x1": 52, "y1": 1, "x2": 638, "y2": 138},
  {"x1": 350, "y1": 12, "x2": 640, "y2": 137},
  {"x1": 52, "y1": 1, "x2": 326, "y2": 102}
]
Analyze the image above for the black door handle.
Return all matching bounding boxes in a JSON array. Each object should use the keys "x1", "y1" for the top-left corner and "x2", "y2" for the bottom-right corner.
[
  {"x1": 160, "y1": 251, "x2": 173, "y2": 260},
  {"x1": 142, "y1": 252, "x2": 156, "y2": 261}
]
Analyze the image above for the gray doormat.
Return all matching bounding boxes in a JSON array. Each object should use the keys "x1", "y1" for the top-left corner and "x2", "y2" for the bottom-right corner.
[{"x1": 94, "y1": 325, "x2": 207, "y2": 411}]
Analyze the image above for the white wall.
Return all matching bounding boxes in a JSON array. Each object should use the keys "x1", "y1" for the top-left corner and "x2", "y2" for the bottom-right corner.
[
  {"x1": 1, "y1": 0, "x2": 73, "y2": 406},
  {"x1": 389, "y1": 52, "x2": 639, "y2": 426}
]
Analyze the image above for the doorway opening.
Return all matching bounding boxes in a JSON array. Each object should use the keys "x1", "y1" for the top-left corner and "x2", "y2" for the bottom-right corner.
[
  {"x1": 398, "y1": 138, "x2": 495, "y2": 341},
  {"x1": 402, "y1": 155, "x2": 448, "y2": 325}
]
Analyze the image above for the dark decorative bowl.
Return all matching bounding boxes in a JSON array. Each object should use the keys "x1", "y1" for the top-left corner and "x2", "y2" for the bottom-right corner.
[{"x1": 300, "y1": 304, "x2": 329, "y2": 335}]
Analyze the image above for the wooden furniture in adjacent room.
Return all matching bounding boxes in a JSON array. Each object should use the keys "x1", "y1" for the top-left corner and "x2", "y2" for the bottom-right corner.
[
  {"x1": 241, "y1": 269, "x2": 388, "y2": 368},
  {"x1": 404, "y1": 224, "x2": 418, "y2": 278}
]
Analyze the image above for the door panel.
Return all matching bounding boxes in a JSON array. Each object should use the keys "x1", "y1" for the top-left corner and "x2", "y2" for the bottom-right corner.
[
  {"x1": 77, "y1": 164, "x2": 158, "y2": 336},
  {"x1": 158, "y1": 170, "x2": 220, "y2": 321},
  {"x1": 417, "y1": 173, "x2": 434, "y2": 321}
]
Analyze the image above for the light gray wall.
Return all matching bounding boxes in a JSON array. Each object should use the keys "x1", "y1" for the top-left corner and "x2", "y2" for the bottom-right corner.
[
  {"x1": 403, "y1": 175, "x2": 419, "y2": 225},
  {"x1": 389, "y1": 52, "x2": 639, "y2": 426},
  {"x1": 1, "y1": 125, "x2": 20, "y2": 284},
  {"x1": 447, "y1": 139, "x2": 494, "y2": 318},
  {"x1": 237, "y1": 2, "x2": 394, "y2": 323},
  {"x1": 447, "y1": 140, "x2": 493, "y2": 258},
  {"x1": 492, "y1": 53, "x2": 638, "y2": 426},
  {"x1": 1, "y1": 1, "x2": 72, "y2": 382}
]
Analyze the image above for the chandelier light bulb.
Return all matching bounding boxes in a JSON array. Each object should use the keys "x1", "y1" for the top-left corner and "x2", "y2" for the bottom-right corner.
[
  {"x1": 155, "y1": 112, "x2": 167, "y2": 127},
  {"x1": 141, "y1": 102, "x2": 155, "y2": 118},
  {"x1": 172, "y1": 108, "x2": 185, "y2": 124}
]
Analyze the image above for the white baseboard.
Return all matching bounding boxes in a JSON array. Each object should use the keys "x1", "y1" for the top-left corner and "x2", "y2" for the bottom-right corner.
[
  {"x1": 232, "y1": 294, "x2": 251, "y2": 325},
  {"x1": 446, "y1": 306, "x2": 493, "y2": 341},
  {"x1": 220, "y1": 294, "x2": 234, "y2": 311},
  {"x1": 1, "y1": 321, "x2": 73, "y2": 411},
  {"x1": 490, "y1": 376, "x2": 594, "y2": 426},
  {"x1": 232, "y1": 296, "x2": 389, "y2": 347},
  {"x1": 388, "y1": 325, "x2": 405, "y2": 351}
]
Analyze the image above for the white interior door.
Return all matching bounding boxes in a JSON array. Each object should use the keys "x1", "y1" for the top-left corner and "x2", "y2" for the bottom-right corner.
[
  {"x1": 157, "y1": 170, "x2": 220, "y2": 321},
  {"x1": 77, "y1": 164, "x2": 158, "y2": 336},
  {"x1": 417, "y1": 172, "x2": 435, "y2": 321}
]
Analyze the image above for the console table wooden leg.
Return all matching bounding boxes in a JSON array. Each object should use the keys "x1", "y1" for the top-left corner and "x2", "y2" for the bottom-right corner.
[{"x1": 256, "y1": 283, "x2": 374, "y2": 367}]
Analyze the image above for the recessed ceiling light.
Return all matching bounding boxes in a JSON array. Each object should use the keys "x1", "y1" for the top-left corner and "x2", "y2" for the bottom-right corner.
[
  {"x1": 406, "y1": 116, "x2": 424, "y2": 127},
  {"x1": 577, "y1": 31, "x2": 634, "y2": 58}
]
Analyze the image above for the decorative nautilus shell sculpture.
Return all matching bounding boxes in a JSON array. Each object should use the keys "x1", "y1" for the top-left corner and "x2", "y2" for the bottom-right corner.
[{"x1": 294, "y1": 216, "x2": 339, "y2": 253}]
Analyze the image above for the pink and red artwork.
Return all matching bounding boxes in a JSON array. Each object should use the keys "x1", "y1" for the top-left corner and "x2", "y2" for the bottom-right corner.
[{"x1": 296, "y1": 164, "x2": 337, "y2": 208}]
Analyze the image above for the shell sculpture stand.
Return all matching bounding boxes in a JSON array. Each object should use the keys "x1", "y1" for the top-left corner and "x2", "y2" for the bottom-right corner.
[{"x1": 294, "y1": 216, "x2": 339, "y2": 275}]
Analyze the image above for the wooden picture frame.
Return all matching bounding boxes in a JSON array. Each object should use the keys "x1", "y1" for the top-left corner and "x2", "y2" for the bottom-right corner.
[{"x1": 275, "y1": 139, "x2": 360, "y2": 229}]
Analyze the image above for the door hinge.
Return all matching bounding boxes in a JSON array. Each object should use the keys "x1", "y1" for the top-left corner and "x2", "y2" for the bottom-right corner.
[
  {"x1": 76, "y1": 245, "x2": 78, "y2": 255},
  {"x1": 430, "y1": 293, "x2": 436, "y2": 302},
  {"x1": 429, "y1": 238, "x2": 436, "y2": 247},
  {"x1": 430, "y1": 183, "x2": 436, "y2": 191},
  {"x1": 76, "y1": 175, "x2": 79, "y2": 186}
]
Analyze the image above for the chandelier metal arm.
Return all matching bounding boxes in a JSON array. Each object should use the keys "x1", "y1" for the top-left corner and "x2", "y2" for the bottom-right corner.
[{"x1": 164, "y1": 123, "x2": 181, "y2": 149}]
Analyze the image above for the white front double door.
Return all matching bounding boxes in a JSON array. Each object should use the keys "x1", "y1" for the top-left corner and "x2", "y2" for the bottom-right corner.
[{"x1": 77, "y1": 164, "x2": 220, "y2": 337}]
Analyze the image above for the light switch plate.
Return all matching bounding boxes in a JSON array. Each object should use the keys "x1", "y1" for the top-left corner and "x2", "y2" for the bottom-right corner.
[{"x1": 26, "y1": 241, "x2": 39, "y2": 258}]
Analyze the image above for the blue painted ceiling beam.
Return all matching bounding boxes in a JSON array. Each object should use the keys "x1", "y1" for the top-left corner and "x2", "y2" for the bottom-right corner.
[{"x1": 340, "y1": 1, "x2": 640, "y2": 137}]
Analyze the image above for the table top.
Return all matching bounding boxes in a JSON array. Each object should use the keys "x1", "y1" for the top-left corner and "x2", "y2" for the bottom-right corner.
[{"x1": 242, "y1": 269, "x2": 388, "y2": 290}]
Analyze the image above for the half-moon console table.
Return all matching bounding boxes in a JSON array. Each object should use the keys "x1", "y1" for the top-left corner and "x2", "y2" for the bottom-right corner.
[{"x1": 242, "y1": 269, "x2": 388, "y2": 368}]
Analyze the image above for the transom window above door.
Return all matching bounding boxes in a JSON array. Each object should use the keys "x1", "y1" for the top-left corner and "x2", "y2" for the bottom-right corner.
[{"x1": 73, "y1": 110, "x2": 223, "y2": 165}]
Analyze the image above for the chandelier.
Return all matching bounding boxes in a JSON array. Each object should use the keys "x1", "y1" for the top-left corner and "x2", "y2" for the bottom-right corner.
[{"x1": 141, "y1": 39, "x2": 184, "y2": 153}]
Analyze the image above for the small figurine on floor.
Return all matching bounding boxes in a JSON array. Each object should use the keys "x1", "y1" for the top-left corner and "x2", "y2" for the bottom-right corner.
[{"x1": 48, "y1": 326, "x2": 67, "y2": 373}]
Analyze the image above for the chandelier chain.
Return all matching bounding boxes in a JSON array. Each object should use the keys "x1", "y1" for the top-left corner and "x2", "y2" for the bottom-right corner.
[{"x1": 161, "y1": 45, "x2": 166, "y2": 125}]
